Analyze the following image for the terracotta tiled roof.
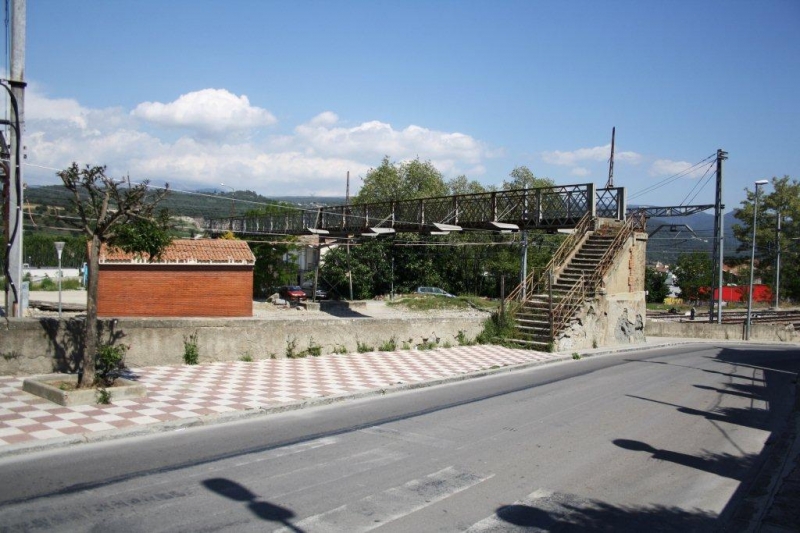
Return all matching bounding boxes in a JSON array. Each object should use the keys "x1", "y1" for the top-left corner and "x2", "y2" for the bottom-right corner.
[{"x1": 99, "y1": 239, "x2": 255, "y2": 264}]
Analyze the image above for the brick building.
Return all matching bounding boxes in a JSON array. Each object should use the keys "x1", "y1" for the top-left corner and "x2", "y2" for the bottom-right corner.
[{"x1": 97, "y1": 239, "x2": 255, "y2": 318}]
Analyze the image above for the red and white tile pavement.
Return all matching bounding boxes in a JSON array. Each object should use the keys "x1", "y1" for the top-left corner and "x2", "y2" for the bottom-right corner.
[{"x1": 0, "y1": 345, "x2": 557, "y2": 449}]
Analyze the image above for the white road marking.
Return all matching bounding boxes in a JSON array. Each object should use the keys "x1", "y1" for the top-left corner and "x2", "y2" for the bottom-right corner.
[
  {"x1": 274, "y1": 466, "x2": 493, "y2": 533},
  {"x1": 359, "y1": 425, "x2": 454, "y2": 448}
]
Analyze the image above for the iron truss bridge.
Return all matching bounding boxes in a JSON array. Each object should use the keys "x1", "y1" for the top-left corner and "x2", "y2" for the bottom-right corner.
[
  {"x1": 206, "y1": 184, "x2": 626, "y2": 237},
  {"x1": 627, "y1": 204, "x2": 717, "y2": 218}
]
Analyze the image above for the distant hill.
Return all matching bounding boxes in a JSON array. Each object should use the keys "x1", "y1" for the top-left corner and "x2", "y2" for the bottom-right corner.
[
  {"x1": 24, "y1": 185, "x2": 346, "y2": 221},
  {"x1": 643, "y1": 210, "x2": 746, "y2": 266}
]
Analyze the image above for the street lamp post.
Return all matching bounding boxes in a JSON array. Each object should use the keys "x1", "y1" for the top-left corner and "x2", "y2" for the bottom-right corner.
[
  {"x1": 745, "y1": 180, "x2": 769, "y2": 340},
  {"x1": 54, "y1": 241, "x2": 65, "y2": 319}
]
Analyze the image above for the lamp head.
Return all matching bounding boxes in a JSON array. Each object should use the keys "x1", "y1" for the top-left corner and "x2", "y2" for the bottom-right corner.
[{"x1": 754, "y1": 180, "x2": 768, "y2": 186}]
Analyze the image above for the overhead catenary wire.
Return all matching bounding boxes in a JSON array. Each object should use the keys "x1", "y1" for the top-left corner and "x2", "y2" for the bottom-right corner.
[
  {"x1": 628, "y1": 153, "x2": 717, "y2": 201},
  {"x1": 678, "y1": 160, "x2": 716, "y2": 206}
]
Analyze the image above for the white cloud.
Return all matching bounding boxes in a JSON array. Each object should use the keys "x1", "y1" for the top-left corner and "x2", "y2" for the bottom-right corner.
[
  {"x1": 294, "y1": 114, "x2": 490, "y2": 168},
  {"x1": 649, "y1": 159, "x2": 708, "y2": 179},
  {"x1": 542, "y1": 144, "x2": 643, "y2": 167},
  {"x1": 131, "y1": 88, "x2": 277, "y2": 135},
  {"x1": 22, "y1": 87, "x2": 493, "y2": 196},
  {"x1": 571, "y1": 167, "x2": 590, "y2": 177}
]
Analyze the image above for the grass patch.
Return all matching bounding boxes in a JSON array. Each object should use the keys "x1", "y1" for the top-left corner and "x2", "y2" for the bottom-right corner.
[
  {"x1": 30, "y1": 277, "x2": 82, "y2": 291},
  {"x1": 357, "y1": 340, "x2": 374, "y2": 353},
  {"x1": 476, "y1": 311, "x2": 516, "y2": 345},
  {"x1": 386, "y1": 293, "x2": 499, "y2": 312}
]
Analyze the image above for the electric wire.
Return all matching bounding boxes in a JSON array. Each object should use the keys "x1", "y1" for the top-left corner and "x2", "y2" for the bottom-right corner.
[{"x1": 628, "y1": 153, "x2": 716, "y2": 201}]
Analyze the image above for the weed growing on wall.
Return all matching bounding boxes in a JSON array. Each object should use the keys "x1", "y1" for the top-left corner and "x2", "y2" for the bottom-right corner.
[
  {"x1": 379, "y1": 337, "x2": 397, "y2": 352},
  {"x1": 183, "y1": 332, "x2": 200, "y2": 365},
  {"x1": 357, "y1": 340, "x2": 374, "y2": 353}
]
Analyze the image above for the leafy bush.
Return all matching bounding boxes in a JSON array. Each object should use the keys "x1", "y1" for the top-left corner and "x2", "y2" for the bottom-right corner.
[
  {"x1": 476, "y1": 312, "x2": 515, "y2": 344},
  {"x1": 95, "y1": 343, "x2": 128, "y2": 387}
]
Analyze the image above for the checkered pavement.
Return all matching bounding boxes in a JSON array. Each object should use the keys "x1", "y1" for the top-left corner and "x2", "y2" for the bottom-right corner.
[{"x1": 0, "y1": 345, "x2": 557, "y2": 449}]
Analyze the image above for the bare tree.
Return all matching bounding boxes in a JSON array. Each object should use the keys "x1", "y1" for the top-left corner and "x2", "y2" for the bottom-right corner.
[{"x1": 58, "y1": 163, "x2": 170, "y2": 387}]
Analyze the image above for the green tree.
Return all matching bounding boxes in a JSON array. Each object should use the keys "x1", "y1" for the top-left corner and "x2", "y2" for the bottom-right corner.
[
  {"x1": 645, "y1": 266, "x2": 670, "y2": 303},
  {"x1": 320, "y1": 239, "x2": 392, "y2": 299},
  {"x1": 674, "y1": 252, "x2": 713, "y2": 303},
  {"x1": 447, "y1": 174, "x2": 486, "y2": 195},
  {"x1": 355, "y1": 156, "x2": 448, "y2": 203},
  {"x1": 503, "y1": 166, "x2": 555, "y2": 190},
  {"x1": 732, "y1": 176, "x2": 800, "y2": 302},
  {"x1": 58, "y1": 163, "x2": 170, "y2": 388},
  {"x1": 242, "y1": 203, "x2": 298, "y2": 297}
]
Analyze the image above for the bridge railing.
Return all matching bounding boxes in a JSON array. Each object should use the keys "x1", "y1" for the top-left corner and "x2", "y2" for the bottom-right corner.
[{"x1": 206, "y1": 184, "x2": 626, "y2": 236}]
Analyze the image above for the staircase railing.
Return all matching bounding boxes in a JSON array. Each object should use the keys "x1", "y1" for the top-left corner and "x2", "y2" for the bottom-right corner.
[
  {"x1": 551, "y1": 275, "x2": 585, "y2": 337},
  {"x1": 505, "y1": 212, "x2": 593, "y2": 305},
  {"x1": 586, "y1": 214, "x2": 640, "y2": 292}
]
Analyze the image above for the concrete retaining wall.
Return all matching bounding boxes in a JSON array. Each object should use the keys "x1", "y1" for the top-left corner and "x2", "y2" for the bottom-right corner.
[
  {"x1": 0, "y1": 314, "x2": 486, "y2": 376},
  {"x1": 645, "y1": 320, "x2": 799, "y2": 343}
]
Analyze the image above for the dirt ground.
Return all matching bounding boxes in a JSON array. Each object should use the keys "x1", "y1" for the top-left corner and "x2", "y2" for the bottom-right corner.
[{"x1": 18, "y1": 290, "x2": 491, "y2": 321}]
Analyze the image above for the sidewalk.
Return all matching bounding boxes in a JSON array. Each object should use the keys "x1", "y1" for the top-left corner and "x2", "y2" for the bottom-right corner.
[{"x1": 0, "y1": 343, "x2": 577, "y2": 456}]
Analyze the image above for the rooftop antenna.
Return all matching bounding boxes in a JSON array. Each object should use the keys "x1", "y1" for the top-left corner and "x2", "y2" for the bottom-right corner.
[{"x1": 606, "y1": 126, "x2": 615, "y2": 188}]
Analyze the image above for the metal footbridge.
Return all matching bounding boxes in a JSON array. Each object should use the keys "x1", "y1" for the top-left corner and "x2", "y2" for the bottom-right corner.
[{"x1": 207, "y1": 184, "x2": 628, "y2": 237}]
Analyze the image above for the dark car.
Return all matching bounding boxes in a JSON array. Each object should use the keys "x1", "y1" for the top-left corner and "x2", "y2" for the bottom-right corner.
[
  {"x1": 301, "y1": 281, "x2": 329, "y2": 300},
  {"x1": 279, "y1": 285, "x2": 307, "y2": 302}
]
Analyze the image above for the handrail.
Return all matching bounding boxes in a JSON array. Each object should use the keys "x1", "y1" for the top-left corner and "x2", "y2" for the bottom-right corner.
[
  {"x1": 505, "y1": 212, "x2": 593, "y2": 303},
  {"x1": 586, "y1": 215, "x2": 637, "y2": 291},
  {"x1": 551, "y1": 275, "x2": 585, "y2": 335}
]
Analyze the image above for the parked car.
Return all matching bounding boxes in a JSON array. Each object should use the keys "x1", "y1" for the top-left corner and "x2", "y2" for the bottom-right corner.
[
  {"x1": 416, "y1": 286, "x2": 455, "y2": 298},
  {"x1": 279, "y1": 285, "x2": 307, "y2": 302},
  {"x1": 301, "y1": 281, "x2": 329, "y2": 300}
]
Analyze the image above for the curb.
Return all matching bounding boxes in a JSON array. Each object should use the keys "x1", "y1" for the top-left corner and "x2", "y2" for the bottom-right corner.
[{"x1": 0, "y1": 340, "x2": 734, "y2": 460}]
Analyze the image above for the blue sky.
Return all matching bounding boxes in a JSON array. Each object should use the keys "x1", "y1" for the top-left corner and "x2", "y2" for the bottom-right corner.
[{"x1": 10, "y1": 0, "x2": 800, "y2": 209}]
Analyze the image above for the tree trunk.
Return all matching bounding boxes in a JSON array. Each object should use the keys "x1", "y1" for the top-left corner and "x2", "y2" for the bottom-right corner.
[{"x1": 79, "y1": 235, "x2": 101, "y2": 388}]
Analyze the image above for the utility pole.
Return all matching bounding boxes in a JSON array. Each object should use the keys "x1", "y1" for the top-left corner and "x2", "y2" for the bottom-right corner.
[
  {"x1": 775, "y1": 209, "x2": 781, "y2": 309},
  {"x1": 709, "y1": 149, "x2": 727, "y2": 323},
  {"x1": 605, "y1": 127, "x2": 615, "y2": 188},
  {"x1": 4, "y1": 0, "x2": 26, "y2": 318}
]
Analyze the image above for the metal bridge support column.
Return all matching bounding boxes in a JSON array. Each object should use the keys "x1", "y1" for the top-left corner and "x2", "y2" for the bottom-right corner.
[
  {"x1": 588, "y1": 183, "x2": 596, "y2": 219},
  {"x1": 617, "y1": 187, "x2": 627, "y2": 221}
]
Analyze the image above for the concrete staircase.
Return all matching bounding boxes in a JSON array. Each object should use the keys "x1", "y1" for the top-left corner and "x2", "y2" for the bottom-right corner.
[{"x1": 510, "y1": 228, "x2": 621, "y2": 350}]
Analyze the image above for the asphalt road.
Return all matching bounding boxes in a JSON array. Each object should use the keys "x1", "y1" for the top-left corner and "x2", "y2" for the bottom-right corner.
[{"x1": 0, "y1": 343, "x2": 797, "y2": 532}]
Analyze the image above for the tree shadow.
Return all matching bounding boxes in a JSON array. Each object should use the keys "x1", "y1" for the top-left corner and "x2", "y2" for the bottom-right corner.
[
  {"x1": 613, "y1": 439, "x2": 758, "y2": 480},
  {"x1": 38, "y1": 317, "x2": 128, "y2": 376},
  {"x1": 202, "y1": 478, "x2": 304, "y2": 532},
  {"x1": 494, "y1": 494, "x2": 717, "y2": 531},
  {"x1": 622, "y1": 359, "x2": 765, "y2": 382},
  {"x1": 626, "y1": 394, "x2": 769, "y2": 431}
]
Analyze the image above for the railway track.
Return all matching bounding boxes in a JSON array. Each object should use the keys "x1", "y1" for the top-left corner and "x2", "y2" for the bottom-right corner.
[{"x1": 648, "y1": 309, "x2": 800, "y2": 328}]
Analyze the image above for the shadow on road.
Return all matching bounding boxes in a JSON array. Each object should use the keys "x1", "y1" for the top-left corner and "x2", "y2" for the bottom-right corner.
[
  {"x1": 494, "y1": 496, "x2": 717, "y2": 531},
  {"x1": 202, "y1": 478, "x2": 304, "y2": 532},
  {"x1": 613, "y1": 438, "x2": 758, "y2": 480}
]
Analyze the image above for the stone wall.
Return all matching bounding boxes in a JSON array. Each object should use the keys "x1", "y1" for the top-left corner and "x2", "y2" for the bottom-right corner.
[{"x1": 0, "y1": 314, "x2": 486, "y2": 376}]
